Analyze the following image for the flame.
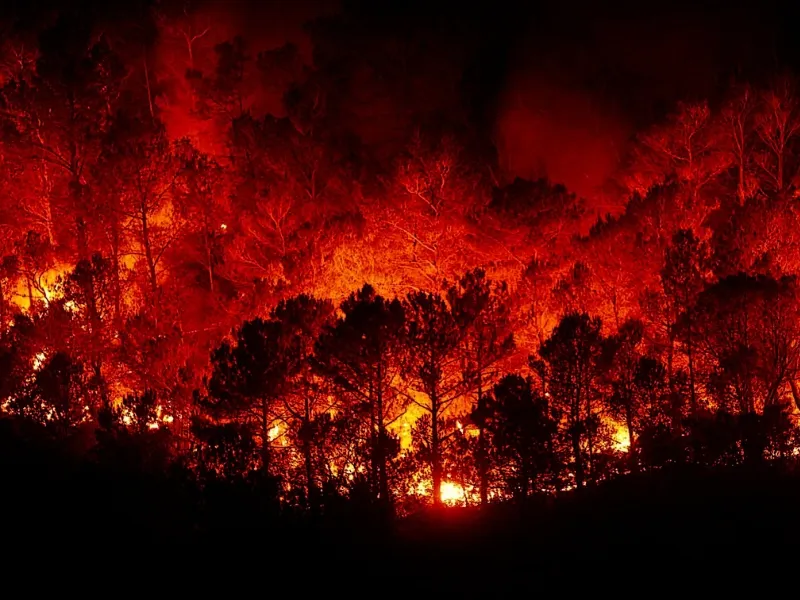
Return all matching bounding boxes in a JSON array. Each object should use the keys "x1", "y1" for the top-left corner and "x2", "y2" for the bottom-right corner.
[
  {"x1": 267, "y1": 423, "x2": 289, "y2": 445},
  {"x1": 439, "y1": 481, "x2": 466, "y2": 505},
  {"x1": 116, "y1": 402, "x2": 174, "y2": 430},
  {"x1": 12, "y1": 263, "x2": 73, "y2": 312},
  {"x1": 32, "y1": 351, "x2": 46, "y2": 371},
  {"x1": 611, "y1": 421, "x2": 631, "y2": 452},
  {"x1": 413, "y1": 478, "x2": 474, "y2": 506}
]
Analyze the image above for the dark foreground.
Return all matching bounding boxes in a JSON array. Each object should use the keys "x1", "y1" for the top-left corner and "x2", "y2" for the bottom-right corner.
[{"x1": 2, "y1": 422, "x2": 797, "y2": 590}]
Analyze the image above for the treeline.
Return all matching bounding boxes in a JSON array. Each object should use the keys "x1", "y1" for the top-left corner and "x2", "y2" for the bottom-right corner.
[
  {"x1": 4, "y1": 261, "x2": 800, "y2": 516},
  {"x1": 1, "y1": 3, "x2": 800, "y2": 516}
]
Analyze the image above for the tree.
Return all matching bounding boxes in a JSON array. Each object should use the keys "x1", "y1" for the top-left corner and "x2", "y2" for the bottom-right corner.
[
  {"x1": 203, "y1": 317, "x2": 292, "y2": 475},
  {"x1": 14, "y1": 231, "x2": 54, "y2": 312},
  {"x1": 693, "y1": 274, "x2": 800, "y2": 415},
  {"x1": 721, "y1": 84, "x2": 756, "y2": 204},
  {"x1": 486, "y1": 374, "x2": 558, "y2": 500},
  {"x1": 551, "y1": 262, "x2": 599, "y2": 317},
  {"x1": 57, "y1": 253, "x2": 118, "y2": 407},
  {"x1": 629, "y1": 101, "x2": 728, "y2": 197},
  {"x1": 634, "y1": 356, "x2": 674, "y2": 429},
  {"x1": 190, "y1": 416, "x2": 260, "y2": 482},
  {"x1": 0, "y1": 255, "x2": 19, "y2": 327},
  {"x1": 447, "y1": 268, "x2": 514, "y2": 505},
  {"x1": 755, "y1": 77, "x2": 800, "y2": 193},
  {"x1": 661, "y1": 229, "x2": 710, "y2": 415},
  {"x1": 385, "y1": 128, "x2": 487, "y2": 288},
  {"x1": 538, "y1": 312, "x2": 605, "y2": 489},
  {"x1": 101, "y1": 117, "x2": 180, "y2": 304},
  {"x1": 0, "y1": 315, "x2": 37, "y2": 404},
  {"x1": 315, "y1": 285, "x2": 406, "y2": 510},
  {"x1": 15, "y1": 352, "x2": 88, "y2": 432},
  {"x1": 0, "y1": 14, "x2": 125, "y2": 260},
  {"x1": 402, "y1": 290, "x2": 464, "y2": 507},
  {"x1": 605, "y1": 318, "x2": 645, "y2": 465},
  {"x1": 269, "y1": 294, "x2": 335, "y2": 514},
  {"x1": 173, "y1": 141, "x2": 230, "y2": 296},
  {"x1": 227, "y1": 114, "x2": 354, "y2": 300}
]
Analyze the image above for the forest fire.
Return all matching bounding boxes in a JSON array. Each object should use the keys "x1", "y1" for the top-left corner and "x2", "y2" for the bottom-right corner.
[{"x1": 2, "y1": 1, "x2": 800, "y2": 541}]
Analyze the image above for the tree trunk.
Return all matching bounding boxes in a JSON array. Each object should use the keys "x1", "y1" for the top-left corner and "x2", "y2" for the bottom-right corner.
[
  {"x1": 790, "y1": 379, "x2": 800, "y2": 412},
  {"x1": 431, "y1": 392, "x2": 442, "y2": 508},
  {"x1": 572, "y1": 427, "x2": 584, "y2": 489},
  {"x1": 261, "y1": 405, "x2": 270, "y2": 476},
  {"x1": 368, "y1": 379, "x2": 378, "y2": 499},
  {"x1": 143, "y1": 53, "x2": 155, "y2": 122},
  {"x1": 302, "y1": 433, "x2": 318, "y2": 514},
  {"x1": 303, "y1": 391, "x2": 319, "y2": 515},
  {"x1": 687, "y1": 337, "x2": 697, "y2": 415},
  {"x1": 0, "y1": 284, "x2": 6, "y2": 330},
  {"x1": 110, "y1": 218, "x2": 122, "y2": 328},
  {"x1": 476, "y1": 372, "x2": 489, "y2": 507},
  {"x1": 625, "y1": 405, "x2": 636, "y2": 471},
  {"x1": 478, "y1": 423, "x2": 488, "y2": 506},
  {"x1": 376, "y1": 372, "x2": 390, "y2": 508},
  {"x1": 520, "y1": 460, "x2": 530, "y2": 500},
  {"x1": 738, "y1": 154, "x2": 746, "y2": 204},
  {"x1": 205, "y1": 229, "x2": 215, "y2": 294},
  {"x1": 583, "y1": 376, "x2": 595, "y2": 483},
  {"x1": 573, "y1": 379, "x2": 585, "y2": 489},
  {"x1": 141, "y1": 205, "x2": 159, "y2": 297},
  {"x1": 26, "y1": 276, "x2": 34, "y2": 312},
  {"x1": 666, "y1": 327, "x2": 682, "y2": 431},
  {"x1": 76, "y1": 215, "x2": 89, "y2": 261}
]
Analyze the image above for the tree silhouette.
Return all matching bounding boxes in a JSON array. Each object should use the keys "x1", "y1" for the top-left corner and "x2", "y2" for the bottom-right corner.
[
  {"x1": 402, "y1": 290, "x2": 464, "y2": 507},
  {"x1": 270, "y1": 294, "x2": 334, "y2": 514},
  {"x1": 486, "y1": 374, "x2": 558, "y2": 501},
  {"x1": 539, "y1": 312, "x2": 605, "y2": 489},
  {"x1": 204, "y1": 317, "x2": 291, "y2": 475},
  {"x1": 315, "y1": 285, "x2": 406, "y2": 511},
  {"x1": 661, "y1": 228, "x2": 710, "y2": 415},
  {"x1": 448, "y1": 268, "x2": 514, "y2": 505},
  {"x1": 605, "y1": 318, "x2": 645, "y2": 466}
]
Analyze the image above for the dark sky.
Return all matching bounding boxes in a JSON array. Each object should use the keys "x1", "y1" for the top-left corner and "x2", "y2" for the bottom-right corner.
[
  {"x1": 4, "y1": 0, "x2": 797, "y2": 196},
  {"x1": 221, "y1": 0, "x2": 798, "y2": 196},
  {"x1": 333, "y1": 0, "x2": 789, "y2": 196}
]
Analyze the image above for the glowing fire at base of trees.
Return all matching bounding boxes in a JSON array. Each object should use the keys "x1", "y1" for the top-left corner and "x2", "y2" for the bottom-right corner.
[{"x1": 414, "y1": 480, "x2": 475, "y2": 506}]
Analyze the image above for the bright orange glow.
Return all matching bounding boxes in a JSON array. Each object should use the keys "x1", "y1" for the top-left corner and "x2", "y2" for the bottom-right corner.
[
  {"x1": 12, "y1": 263, "x2": 72, "y2": 312},
  {"x1": 439, "y1": 481, "x2": 467, "y2": 505},
  {"x1": 32, "y1": 352, "x2": 46, "y2": 371},
  {"x1": 413, "y1": 478, "x2": 475, "y2": 506},
  {"x1": 611, "y1": 421, "x2": 631, "y2": 452}
]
